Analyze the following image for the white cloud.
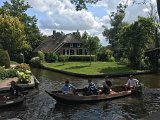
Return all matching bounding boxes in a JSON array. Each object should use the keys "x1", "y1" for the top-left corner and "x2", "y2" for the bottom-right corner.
[{"x1": 24, "y1": 0, "x2": 156, "y2": 46}]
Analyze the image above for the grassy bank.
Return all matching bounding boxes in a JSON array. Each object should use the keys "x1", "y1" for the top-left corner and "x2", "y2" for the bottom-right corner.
[{"x1": 43, "y1": 62, "x2": 140, "y2": 75}]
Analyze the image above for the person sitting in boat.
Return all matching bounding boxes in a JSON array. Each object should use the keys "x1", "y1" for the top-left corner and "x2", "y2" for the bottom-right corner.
[
  {"x1": 87, "y1": 79, "x2": 97, "y2": 95},
  {"x1": 102, "y1": 76, "x2": 113, "y2": 95},
  {"x1": 125, "y1": 75, "x2": 139, "y2": 90},
  {"x1": 10, "y1": 81, "x2": 23, "y2": 97},
  {"x1": 61, "y1": 80, "x2": 76, "y2": 95}
]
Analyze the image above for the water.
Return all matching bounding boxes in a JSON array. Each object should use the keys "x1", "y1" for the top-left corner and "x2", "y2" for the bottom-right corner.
[{"x1": 0, "y1": 68, "x2": 160, "y2": 120}]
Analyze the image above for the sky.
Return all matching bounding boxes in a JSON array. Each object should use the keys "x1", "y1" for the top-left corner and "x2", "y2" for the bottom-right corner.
[{"x1": 0, "y1": 0, "x2": 157, "y2": 46}]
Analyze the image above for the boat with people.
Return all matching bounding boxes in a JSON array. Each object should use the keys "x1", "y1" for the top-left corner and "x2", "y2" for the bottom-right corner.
[
  {"x1": 0, "y1": 96, "x2": 25, "y2": 108},
  {"x1": 45, "y1": 83, "x2": 143, "y2": 104}
]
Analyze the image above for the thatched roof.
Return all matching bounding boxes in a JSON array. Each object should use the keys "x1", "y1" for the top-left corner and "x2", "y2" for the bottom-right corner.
[{"x1": 33, "y1": 32, "x2": 82, "y2": 53}]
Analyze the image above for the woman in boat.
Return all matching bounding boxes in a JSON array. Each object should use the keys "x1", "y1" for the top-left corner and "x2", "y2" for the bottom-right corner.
[
  {"x1": 87, "y1": 79, "x2": 97, "y2": 95},
  {"x1": 61, "y1": 80, "x2": 76, "y2": 95},
  {"x1": 125, "y1": 75, "x2": 139, "y2": 90},
  {"x1": 102, "y1": 76, "x2": 113, "y2": 95}
]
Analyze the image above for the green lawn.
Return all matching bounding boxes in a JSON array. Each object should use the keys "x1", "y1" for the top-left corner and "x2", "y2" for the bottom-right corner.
[{"x1": 43, "y1": 62, "x2": 139, "y2": 74}]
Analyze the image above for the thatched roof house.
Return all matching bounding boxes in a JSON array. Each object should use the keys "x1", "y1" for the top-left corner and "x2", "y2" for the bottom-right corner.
[{"x1": 34, "y1": 30, "x2": 88, "y2": 55}]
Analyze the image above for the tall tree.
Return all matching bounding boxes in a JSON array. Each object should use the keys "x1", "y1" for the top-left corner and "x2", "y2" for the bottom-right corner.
[
  {"x1": 0, "y1": 0, "x2": 43, "y2": 61},
  {"x1": 82, "y1": 32, "x2": 100, "y2": 65},
  {"x1": 119, "y1": 17, "x2": 155, "y2": 69},
  {"x1": 102, "y1": 3, "x2": 127, "y2": 59},
  {"x1": 1, "y1": 0, "x2": 42, "y2": 49},
  {"x1": 0, "y1": 13, "x2": 31, "y2": 57}
]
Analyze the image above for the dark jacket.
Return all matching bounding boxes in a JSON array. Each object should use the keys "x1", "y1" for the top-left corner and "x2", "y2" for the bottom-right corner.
[{"x1": 10, "y1": 85, "x2": 23, "y2": 96}]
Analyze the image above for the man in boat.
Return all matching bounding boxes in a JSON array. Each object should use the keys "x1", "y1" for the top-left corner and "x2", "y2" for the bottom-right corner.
[
  {"x1": 61, "y1": 80, "x2": 76, "y2": 95},
  {"x1": 125, "y1": 75, "x2": 139, "y2": 90},
  {"x1": 9, "y1": 81, "x2": 23, "y2": 98},
  {"x1": 87, "y1": 79, "x2": 97, "y2": 95},
  {"x1": 102, "y1": 76, "x2": 113, "y2": 95}
]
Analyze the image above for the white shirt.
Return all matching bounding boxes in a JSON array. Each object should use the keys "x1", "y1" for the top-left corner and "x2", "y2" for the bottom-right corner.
[{"x1": 126, "y1": 78, "x2": 139, "y2": 87}]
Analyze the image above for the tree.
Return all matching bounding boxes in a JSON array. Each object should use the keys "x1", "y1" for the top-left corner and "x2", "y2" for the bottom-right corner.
[
  {"x1": 0, "y1": 0, "x2": 43, "y2": 61},
  {"x1": 119, "y1": 17, "x2": 155, "y2": 69},
  {"x1": 0, "y1": 13, "x2": 31, "y2": 58},
  {"x1": 71, "y1": 0, "x2": 160, "y2": 18},
  {"x1": 102, "y1": 3, "x2": 127, "y2": 60},
  {"x1": 82, "y1": 32, "x2": 100, "y2": 65}
]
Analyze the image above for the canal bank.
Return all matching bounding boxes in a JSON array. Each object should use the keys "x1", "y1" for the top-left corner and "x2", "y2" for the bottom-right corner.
[{"x1": 39, "y1": 65, "x2": 155, "y2": 78}]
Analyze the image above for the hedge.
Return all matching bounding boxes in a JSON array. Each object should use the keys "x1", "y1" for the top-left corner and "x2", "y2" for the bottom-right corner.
[{"x1": 59, "y1": 55, "x2": 96, "y2": 62}]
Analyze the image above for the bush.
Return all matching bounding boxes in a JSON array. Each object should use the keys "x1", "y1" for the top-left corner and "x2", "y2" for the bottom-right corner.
[
  {"x1": 0, "y1": 67, "x2": 17, "y2": 80},
  {"x1": 58, "y1": 55, "x2": 96, "y2": 62},
  {"x1": 38, "y1": 51, "x2": 45, "y2": 63},
  {"x1": 17, "y1": 53, "x2": 24, "y2": 63},
  {"x1": 0, "y1": 49, "x2": 10, "y2": 68},
  {"x1": 108, "y1": 56, "x2": 115, "y2": 62},
  {"x1": 119, "y1": 57, "x2": 129, "y2": 65},
  {"x1": 30, "y1": 57, "x2": 42, "y2": 67},
  {"x1": 17, "y1": 71, "x2": 31, "y2": 84},
  {"x1": 97, "y1": 49, "x2": 114, "y2": 62},
  {"x1": 15, "y1": 63, "x2": 30, "y2": 72},
  {"x1": 58, "y1": 55, "x2": 69, "y2": 63},
  {"x1": 45, "y1": 52, "x2": 58, "y2": 62}
]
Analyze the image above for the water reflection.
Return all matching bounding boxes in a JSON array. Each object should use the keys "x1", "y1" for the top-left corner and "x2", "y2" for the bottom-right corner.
[{"x1": 0, "y1": 68, "x2": 160, "y2": 120}]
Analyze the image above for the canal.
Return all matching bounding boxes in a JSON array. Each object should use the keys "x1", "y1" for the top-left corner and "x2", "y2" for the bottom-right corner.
[{"x1": 0, "y1": 68, "x2": 160, "y2": 120}]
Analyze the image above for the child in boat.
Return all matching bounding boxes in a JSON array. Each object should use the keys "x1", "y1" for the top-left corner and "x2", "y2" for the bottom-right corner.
[
  {"x1": 87, "y1": 79, "x2": 97, "y2": 95},
  {"x1": 125, "y1": 75, "x2": 139, "y2": 90},
  {"x1": 61, "y1": 80, "x2": 76, "y2": 95},
  {"x1": 102, "y1": 76, "x2": 113, "y2": 95}
]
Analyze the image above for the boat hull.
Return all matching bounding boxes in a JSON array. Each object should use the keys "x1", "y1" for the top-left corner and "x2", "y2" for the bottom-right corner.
[
  {"x1": 45, "y1": 85, "x2": 142, "y2": 104},
  {"x1": 0, "y1": 96, "x2": 25, "y2": 108}
]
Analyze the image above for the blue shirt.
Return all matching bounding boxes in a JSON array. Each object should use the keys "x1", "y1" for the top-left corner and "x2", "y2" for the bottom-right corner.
[
  {"x1": 61, "y1": 84, "x2": 75, "y2": 94},
  {"x1": 88, "y1": 82, "x2": 97, "y2": 94}
]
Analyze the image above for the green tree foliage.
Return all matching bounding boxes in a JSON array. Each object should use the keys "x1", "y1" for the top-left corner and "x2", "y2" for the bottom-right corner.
[
  {"x1": 102, "y1": 3, "x2": 127, "y2": 59},
  {"x1": 17, "y1": 53, "x2": 24, "y2": 63},
  {"x1": 0, "y1": 14, "x2": 30, "y2": 58},
  {"x1": 71, "y1": 0, "x2": 99, "y2": 11},
  {"x1": 82, "y1": 32, "x2": 100, "y2": 65},
  {"x1": 97, "y1": 47, "x2": 115, "y2": 62},
  {"x1": 37, "y1": 51, "x2": 45, "y2": 63},
  {"x1": 0, "y1": 49, "x2": 10, "y2": 68},
  {"x1": 119, "y1": 17, "x2": 155, "y2": 69},
  {"x1": 0, "y1": 0, "x2": 43, "y2": 61}
]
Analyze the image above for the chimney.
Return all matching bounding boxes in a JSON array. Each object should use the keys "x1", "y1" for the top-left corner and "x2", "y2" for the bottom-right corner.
[{"x1": 53, "y1": 30, "x2": 56, "y2": 35}]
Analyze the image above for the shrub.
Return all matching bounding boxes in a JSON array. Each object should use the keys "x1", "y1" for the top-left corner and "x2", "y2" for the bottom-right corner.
[
  {"x1": 17, "y1": 53, "x2": 24, "y2": 63},
  {"x1": 119, "y1": 57, "x2": 129, "y2": 65},
  {"x1": 97, "y1": 49, "x2": 114, "y2": 62},
  {"x1": 15, "y1": 63, "x2": 30, "y2": 72},
  {"x1": 0, "y1": 67, "x2": 17, "y2": 80},
  {"x1": 45, "y1": 52, "x2": 58, "y2": 62},
  {"x1": 38, "y1": 51, "x2": 45, "y2": 63},
  {"x1": 59, "y1": 55, "x2": 96, "y2": 62},
  {"x1": 17, "y1": 71, "x2": 31, "y2": 84},
  {"x1": 30, "y1": 57, "x2": 42, "y2": 67},
  {"x1": 58, "y1": 55, "x2": 69, "y2": 62},
  {"x1": 0, "y1": 49, "x2": 10, "y2": 68}
]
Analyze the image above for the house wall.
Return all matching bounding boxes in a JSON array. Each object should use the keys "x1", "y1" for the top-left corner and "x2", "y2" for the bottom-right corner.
[{"x1": 58, "y1": 43, "x2": 88, "y2": 55}]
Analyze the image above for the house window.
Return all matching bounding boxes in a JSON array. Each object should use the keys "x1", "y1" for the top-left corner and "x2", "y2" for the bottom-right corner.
[
  {"x1": 77, "y1": 43, "x2": 80, "y2": 47},
  {"x1": 70, "y1": 43, "x2": 73, "y2": 47},
  {"x1": 79, "y1": 49, "x2": 82, "y2": 55},
  {"x1": 70, "y1": 49, "x2": 74, "y2": 55},
  {"x1": 63, "y1": 49, "x2": 65, "y2": 55}
]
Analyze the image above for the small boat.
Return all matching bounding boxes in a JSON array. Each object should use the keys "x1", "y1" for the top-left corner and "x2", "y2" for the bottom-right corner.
[
  {"x1": 45, "y1": 84, "x2": 143, "y2": 104},
  {"x1": 0, "y1": 96, "x2": 25, "y2": 108}
]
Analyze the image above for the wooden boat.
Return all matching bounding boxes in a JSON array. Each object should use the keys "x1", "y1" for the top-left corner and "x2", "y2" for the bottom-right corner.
[
  {"x1": 45, "y1": 84, "x2": 143, "y2": 104},
  {"x1": 0, "y1": 95, "x2": 25, "y2": 108}
]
